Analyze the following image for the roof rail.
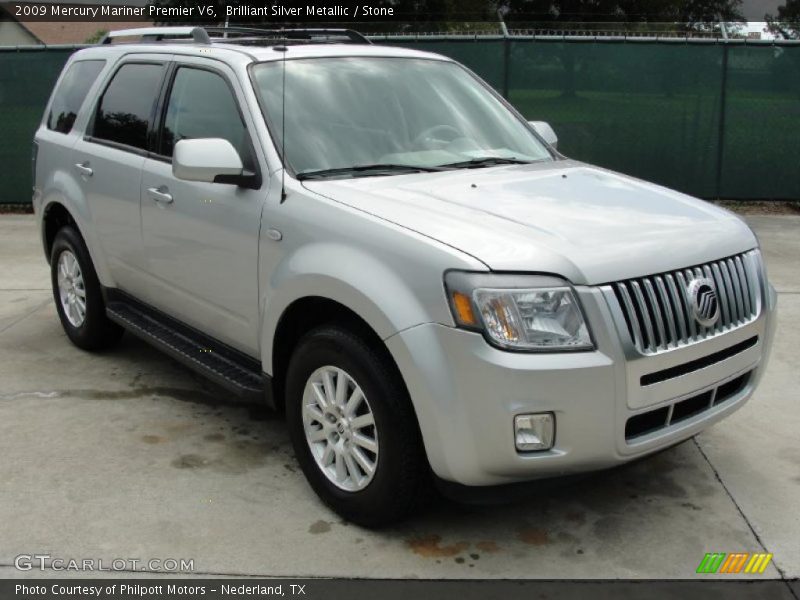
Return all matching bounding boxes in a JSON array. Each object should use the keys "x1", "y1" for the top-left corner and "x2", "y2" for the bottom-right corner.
[
  {"x1": 98, "y1": 26, "x2": 369, "y2": 46},
  {"x1": 204, "y1": 27, "x2": 370, "y2": 44},
  {"x1": 99, "y1": 27, "x2": 211, "y2": 44}
]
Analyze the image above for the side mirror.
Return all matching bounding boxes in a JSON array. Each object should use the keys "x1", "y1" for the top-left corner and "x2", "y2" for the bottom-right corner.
[
  {"x1": 173, "y1": 138, "x2": 243, "y2": 183},
  {"x1": 529, "y1": 121, "x2": 558, "y2": 149}
]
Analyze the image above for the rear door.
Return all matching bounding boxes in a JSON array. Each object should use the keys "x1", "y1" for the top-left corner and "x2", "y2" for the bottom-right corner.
[
  {"x1": 71, "y1": 57, "x2": 168, "y2": 293},
  {"x1": 35, "y1": 58, "x2": 107, "y2": 188},
  {"x1": 138, "y1": 58, "x2": 266, "y2": 355}
]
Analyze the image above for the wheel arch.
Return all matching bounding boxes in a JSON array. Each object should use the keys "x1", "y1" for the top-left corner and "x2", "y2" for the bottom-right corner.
[
  {"x1": 268, "y1": 295, "x2": 408, "y2": 415},
  {"x1": 40, "y1": 195, "x2": 113, "y2": 287},
  {"x1": 42, "y1": 201, "x2": 78, "y2": 262}
]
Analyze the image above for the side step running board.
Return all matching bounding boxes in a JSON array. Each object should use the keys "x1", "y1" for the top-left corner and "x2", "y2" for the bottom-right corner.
[{"x1": 106, "y1": 296, "x2": 266, "y2": 403}]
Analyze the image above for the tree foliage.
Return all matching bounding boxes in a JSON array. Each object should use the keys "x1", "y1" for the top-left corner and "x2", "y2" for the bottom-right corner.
[
  {"x1": 154, "y1": 0, "x2": 745, "y2": 32},
  {"x1": 84, "y1": 29, "x2": 108, "y2": 44},
  {"x1": 499, "y1": 0, "x2": 744, "y2": 31},
  {"x1": 767, "y1": 0, "x2": 800, "y2": 39}
]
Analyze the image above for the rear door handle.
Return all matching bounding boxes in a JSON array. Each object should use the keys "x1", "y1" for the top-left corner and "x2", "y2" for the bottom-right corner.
[
  {"x1": 146, "y1": 186, "x2": 174, "y2": 205},
  {"x1": 74, "y1": 163, "x2": 93, "y2": 177}
]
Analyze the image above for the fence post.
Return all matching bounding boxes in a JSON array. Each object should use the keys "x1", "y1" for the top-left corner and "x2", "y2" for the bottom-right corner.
[
  {"x1": 502, "y1": 36, "x2": 511, "y2": 99},
  {"x1": 497, "y1": 9, "x2": 511, "y2": 99},
  {"x1": 714, "y1": 42, "x2": 730, "y2": 200}
]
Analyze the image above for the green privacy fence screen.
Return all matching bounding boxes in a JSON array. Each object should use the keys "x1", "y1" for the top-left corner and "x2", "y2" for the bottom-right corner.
[
  {"x1": 1, "y1": 38, "x2": 799, "y2": 204},
  {"x1": 0, "y1": 47, "x2": 76, "y2": 205},
  {"x1": 382, "y1": 37, "x2": 800, "y2": 201}
]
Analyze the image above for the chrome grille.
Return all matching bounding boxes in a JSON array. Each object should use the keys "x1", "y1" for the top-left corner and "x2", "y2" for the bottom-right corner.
[{"x1": 609, "y1": 251, "x2": 761, "y2": 354}]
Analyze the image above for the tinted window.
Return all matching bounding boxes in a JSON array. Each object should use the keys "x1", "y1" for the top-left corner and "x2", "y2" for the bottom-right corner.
[
  {"x1": 93, "y1": 63, "x2": 164, "y2": 151},
  {"x1": 47, "y1": 60, "x2": 105, "y2": 134},
  {"x1": 161, "y1": 67, "x2": 253, "y2": 168}
]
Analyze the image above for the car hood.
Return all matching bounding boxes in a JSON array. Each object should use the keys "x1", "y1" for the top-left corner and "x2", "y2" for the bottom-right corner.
[{"x1": 302, "y1": 160, "x2": 757, "y2": 285}]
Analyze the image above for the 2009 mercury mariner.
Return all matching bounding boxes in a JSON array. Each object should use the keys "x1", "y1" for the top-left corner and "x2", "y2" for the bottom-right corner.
[{"x1": 33, "y1": 27, "x2": 777, "y2": 526}]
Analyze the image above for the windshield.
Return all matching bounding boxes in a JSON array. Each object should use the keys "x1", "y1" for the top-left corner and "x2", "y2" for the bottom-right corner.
[{"x1": 251, "y1": 57, "x2": 554, "y2": 179}]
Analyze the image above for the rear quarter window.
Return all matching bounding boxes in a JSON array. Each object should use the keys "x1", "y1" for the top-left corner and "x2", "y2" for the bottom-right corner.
[
  {"x1": 47, "y1": 60, "x2": 106, "y2": 134},
  {"x1": 92, "y1": 62, "x2": 165, "y2": 151}
]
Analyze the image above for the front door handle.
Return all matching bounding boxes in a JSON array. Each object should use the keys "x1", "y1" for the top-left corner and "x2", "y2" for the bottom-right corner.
[
  {"x1": 74, "y1": 162, "x2": 93, "y2": 177},
  {"x1": 146, "y1": 186, "x2": 174, "y2": 205}
]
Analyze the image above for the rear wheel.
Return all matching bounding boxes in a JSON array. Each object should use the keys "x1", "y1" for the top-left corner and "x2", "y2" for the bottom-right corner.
[
  {"x1": 286, "y1": 325, "x2": 427, "y2": 527},
  {"x1": 50, "y1": 226, "x2": 123, "y2": 351}
]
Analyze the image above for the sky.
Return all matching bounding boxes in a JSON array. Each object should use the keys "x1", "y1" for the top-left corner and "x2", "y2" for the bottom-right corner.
[
  {"x1": 741, "y1": 22, "x2": 775, "y2": 39},
  {"x1": 740, "y1": 0, "x2": 783, "y2": 21}
]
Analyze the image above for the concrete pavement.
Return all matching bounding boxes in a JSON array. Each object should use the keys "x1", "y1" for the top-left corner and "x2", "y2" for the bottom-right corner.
[{"x1": 0, "y1": 214, "x2": 797, "y2": 581}]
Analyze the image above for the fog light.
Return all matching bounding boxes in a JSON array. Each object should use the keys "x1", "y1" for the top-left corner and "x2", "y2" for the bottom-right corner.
[{"x1": 514, "y1": 413, "x2": 555, "y2": 452}]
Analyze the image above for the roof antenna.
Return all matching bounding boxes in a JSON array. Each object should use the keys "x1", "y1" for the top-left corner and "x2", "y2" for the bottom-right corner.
[{"x1": 276, "y1": 42, "x2": 288, "y2": 203}]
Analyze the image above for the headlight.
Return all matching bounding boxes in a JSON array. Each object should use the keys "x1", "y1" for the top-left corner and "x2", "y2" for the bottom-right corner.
[{"x1": 444, "y1": 271, "x2": 594, "y2": 351}]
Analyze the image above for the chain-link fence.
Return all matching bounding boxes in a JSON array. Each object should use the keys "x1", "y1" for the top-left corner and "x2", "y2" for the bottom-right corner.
[{"x1": 1, "y1": 36, "x2": 799, "y2": 204}]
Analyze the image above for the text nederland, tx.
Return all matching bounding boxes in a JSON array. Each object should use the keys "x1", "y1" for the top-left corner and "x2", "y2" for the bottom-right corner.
[{"x1": 15, "y1": 583, "x2": 307, "y2": 596}]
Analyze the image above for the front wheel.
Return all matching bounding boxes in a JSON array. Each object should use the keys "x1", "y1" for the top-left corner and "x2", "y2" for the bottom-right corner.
[{"x1": 285, "y1": 325, "x2": 427, "y2": 527}]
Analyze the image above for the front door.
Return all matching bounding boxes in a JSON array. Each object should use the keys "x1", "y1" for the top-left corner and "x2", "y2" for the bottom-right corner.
[{"x1": 139, "y1": 60, "x2": 267, "y2": 355}]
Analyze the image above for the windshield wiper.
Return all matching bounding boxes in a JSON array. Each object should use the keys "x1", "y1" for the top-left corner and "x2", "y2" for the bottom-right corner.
[
  {"x1": 439, "y1": 156, "x2": 533, "y2": 169},
  {"x1": 297, "y1": 163, "x2": 447, "y2": 180}
]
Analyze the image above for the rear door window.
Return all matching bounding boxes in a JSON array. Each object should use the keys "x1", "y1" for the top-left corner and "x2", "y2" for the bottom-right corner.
[
  {"x1": 92, "y1": 63, "x2": 165, "y2": 151},
  {"x1": 47, "y1": 60, "x2": 105, "y2": 134}
]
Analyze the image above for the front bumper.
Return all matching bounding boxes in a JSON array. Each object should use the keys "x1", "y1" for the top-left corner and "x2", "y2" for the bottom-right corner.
[{"x1": 385, "y1": 281, "x2": 777, "y2": 487}]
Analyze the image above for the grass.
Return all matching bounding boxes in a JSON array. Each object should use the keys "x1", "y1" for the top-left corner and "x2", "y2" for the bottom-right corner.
[
  {"x1": 713, "y1": 201, "x2": 800, "y2": 215},
  {"x1": 0, "y1": 204, "x2": 34, "y2": 214}
]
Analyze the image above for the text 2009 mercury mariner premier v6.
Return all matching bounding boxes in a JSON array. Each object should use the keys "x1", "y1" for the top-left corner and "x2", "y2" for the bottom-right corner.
[{"x1": 33, "y1": 27, "x2": 777, "y2": 525}]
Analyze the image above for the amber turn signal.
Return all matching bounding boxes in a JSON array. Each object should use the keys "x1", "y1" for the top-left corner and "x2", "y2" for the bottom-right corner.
[{"x1": 452, "y1": 291, "x2": 477, "y2": 326}]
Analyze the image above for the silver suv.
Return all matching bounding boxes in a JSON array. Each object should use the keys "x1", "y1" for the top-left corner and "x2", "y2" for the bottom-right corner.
[{"x1": 33, "y1": 27, "x2": 777, "y2": 526}]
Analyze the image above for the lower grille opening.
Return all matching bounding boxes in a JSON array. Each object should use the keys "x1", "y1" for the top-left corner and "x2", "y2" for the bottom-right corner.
[
  {"x1": 625, "y1": 407, "x2": 669, "y2": 440},
  {"x1": 671, "y1": 390, "x2": 713, "y2": 424},
  {"x1": 640, "y1": 336, "x2": 758, "y2": 386},
  {"x1": 715, "y1": 373, "x2": 751, "y2": 405},
  {"x1": 625, "y1": 370, "x2": 753, "y2": 442}
]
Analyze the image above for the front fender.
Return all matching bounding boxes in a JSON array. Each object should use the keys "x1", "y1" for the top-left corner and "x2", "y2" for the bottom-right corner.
[{"x1": 261, "y1": 241, "x2": 442, "y2": 375}]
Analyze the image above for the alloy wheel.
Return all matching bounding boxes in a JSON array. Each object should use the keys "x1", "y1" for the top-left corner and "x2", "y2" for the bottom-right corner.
[
  {"x1": 57, "y1": 250, "x2": 86, "y2": 327},
  {"x1": 302, "y1": 366, "x2": 379, "y2": 492}
]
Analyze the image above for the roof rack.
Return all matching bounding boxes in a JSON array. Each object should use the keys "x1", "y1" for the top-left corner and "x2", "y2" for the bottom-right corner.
[
  {"x1": 99, "y1": 27, "x2": 210, "y2": 44},
  {"x1": 99, "y1": 26, "x2": 371, "y2": 46}
]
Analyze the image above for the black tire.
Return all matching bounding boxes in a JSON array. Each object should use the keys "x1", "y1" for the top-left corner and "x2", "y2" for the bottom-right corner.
[
  {"x1": 50, "y1": 225, "x2": 123, "y2": 351},
  {"x1": 285, "y1": 325, "x2": 428, "y2": 527}
]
